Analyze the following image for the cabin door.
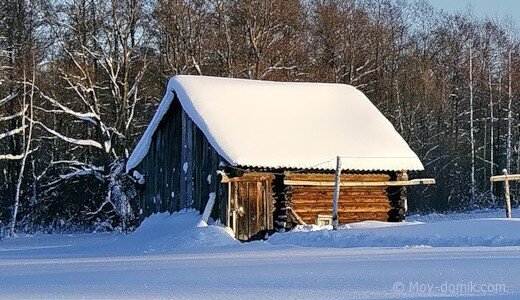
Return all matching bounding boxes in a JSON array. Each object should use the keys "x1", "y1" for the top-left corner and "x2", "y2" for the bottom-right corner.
[{"x1": 229, "y1": 177, "x2": 273, "y2": 241}]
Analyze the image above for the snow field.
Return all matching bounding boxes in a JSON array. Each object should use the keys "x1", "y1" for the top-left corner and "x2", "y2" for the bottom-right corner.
[{"x1": 2, "y1": 209, "x2": 520, "y2": 299}]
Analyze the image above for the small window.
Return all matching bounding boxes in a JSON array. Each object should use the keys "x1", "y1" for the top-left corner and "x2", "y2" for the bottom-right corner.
[{"x1": 316, "y1": 214, "x2": 333, "y2": 226}]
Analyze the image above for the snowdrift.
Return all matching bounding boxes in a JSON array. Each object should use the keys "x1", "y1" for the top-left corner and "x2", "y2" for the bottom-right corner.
[
  {"x1": 408, "y1": 208, "x2": 520, "y2": 222},
  {"x1": 102, "y1": 210, "x2": 239, "y2": 254},
  {"x1": 117, "y1": 210, "x2": 520, "y2": 252},
  {"x1": 6, "y1": 210, "x2": 519, "y2": 258},
  {"x1": 106, "y1": 209, "x2": 520, "y2": 253},
  {"x1": 268, "y1": 218, "x2": 520, "y2": 248}
]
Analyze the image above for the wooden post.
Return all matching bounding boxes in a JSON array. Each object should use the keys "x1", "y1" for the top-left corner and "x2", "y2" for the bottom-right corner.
[
  {"x1": 503, "y1": 169, "x2": 512, "y2": 219},
  {"x1": 332, "y1": 156, "x2": 342, "y2": 230}
]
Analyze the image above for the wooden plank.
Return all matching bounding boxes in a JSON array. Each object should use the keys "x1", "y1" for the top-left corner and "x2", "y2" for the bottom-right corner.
[
  {"x1": 294, "y1": 207, "x2": 392, "y2": 215},
  {"x1": 220, "y1": 172, "x2": 275, "y2": 183},
  {"x1": 285, "y1": 173, "x2": 391, "y2": 182},
  {"x1": 256, "y1": 181, "x2": 261, "y2": 233},
  {"x1": 292, "y1": 198, "x2": 389, "y2": 205},
  {"x1": 291, "y1": 189, "x2": 388, "y2": 199},
  {"x1": 232, "y1": 181, "x2": 238, "y2": 236},
  {"x1": 172, "y1": 100, "x2": 182, "y2": 212},
  {"x1": 226, "y1": 182, "x2": 232, "y2": 230},
  {"x1": 179, "y1": 109, "x2": 188, "y2": 209},
  {"x1": 292, "y1": 192, "x2": 387, "y2": 198},
  {"x1": 186, "y1": 113, "x2": 194, "y2": 208},
  {"x1": 292, "y1": 202, "x2": 391, "y2": 209},
  {"x1": 266, "y1": 180, "x2": 274, "y2": 230},
  {"x1": 291, "y1": 197, "x2": 392, "y2": 204},
  {"x1": 284, "y1": 178, "x2": 436, "y2": 187},
  {"x1": 289, "y1": 209, "x2": 307, "y2": 225},
  {"x1": 292, "y1": 197, "x2": 389, "y2": 203},
  {"x1": 237, "y1": 182, "x2": 248, "y2": 241},
  {"x1": 291, "y1": 200, "x2": 391, "y2": 208},
  {"x1": 292, "y1": 186, "x2": 386, "y2": 198},
  {"x1": 291, "y1": 193, "x2": 389, "y2": 199},
  {"x1": 293, "y1": 206, "x2": 391, "y2": 213},
  {"x1": 490, "y1": 173, "x2": 520, "y2": 182}
]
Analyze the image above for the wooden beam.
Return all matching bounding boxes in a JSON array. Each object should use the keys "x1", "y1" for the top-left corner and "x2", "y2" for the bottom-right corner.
[
  {"x1": 289, "y1": 209, "x2": 307, "y2": 226},
  {"x1": 219, "y1": 171, "x2": 274, "y2": 183},
  {"x1": 490, "y1": 173, "x2": 520, "y2": 182},
  {"x1": 284, "y1": 178, "x2": 436, "y2": 187},
  {"x1": 220, "y1": 172, "x2": 231, "y2": 183}
]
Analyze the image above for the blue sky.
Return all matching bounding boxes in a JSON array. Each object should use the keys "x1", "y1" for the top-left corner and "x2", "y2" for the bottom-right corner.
[{"x1": 422, "y1": 0, "x2": 520, "y2": 25}]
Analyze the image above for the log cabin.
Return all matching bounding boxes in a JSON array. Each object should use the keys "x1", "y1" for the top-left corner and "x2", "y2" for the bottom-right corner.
[{"x1": 126, "y1": 75, "x2": 427, "y2": 241}]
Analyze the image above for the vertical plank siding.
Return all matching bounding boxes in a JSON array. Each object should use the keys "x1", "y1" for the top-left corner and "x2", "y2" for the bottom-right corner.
[
  {"x1": 226, "y1": 173, "x2": 275, "y2": 240},
  {"x1": 134, "y1": 94, "x2": 227, "y2": 222}
]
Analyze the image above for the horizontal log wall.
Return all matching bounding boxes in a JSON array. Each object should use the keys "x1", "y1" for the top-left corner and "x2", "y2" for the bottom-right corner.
[{"x1": 285, "y1": 173, "x2": 393, "y2": 224}]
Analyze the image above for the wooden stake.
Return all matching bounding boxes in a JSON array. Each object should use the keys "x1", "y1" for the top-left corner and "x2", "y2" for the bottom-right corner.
[
  {"x1": 503, "y1": 169, "x2": 512, "y2": 219},
  {"x1": 332, "y1": 156, "x2": 342, "y2": 230}
]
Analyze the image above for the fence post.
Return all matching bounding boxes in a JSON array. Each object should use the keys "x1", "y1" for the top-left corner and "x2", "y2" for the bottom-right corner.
[
  {"x1": 503, "y1": 169, "x2": 512, "y2": 219},
  {"x1": 332, "y1": 156, "x2": 342, "y2": 230}
]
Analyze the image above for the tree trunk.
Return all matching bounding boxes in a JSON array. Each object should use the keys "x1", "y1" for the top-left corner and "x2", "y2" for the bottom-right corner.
[
  {"x1": 506, "y1": 49, "x2": 513, "y2": 173},
  {"x1": 489, "y1": 67, "x2": 495, "y2": 205},
  {"x1": 10, "y1": 69, "x2": 34, "y2": 236},
  {"x1": 469, "y1": 46, "x2": 476, "y2": 202}
]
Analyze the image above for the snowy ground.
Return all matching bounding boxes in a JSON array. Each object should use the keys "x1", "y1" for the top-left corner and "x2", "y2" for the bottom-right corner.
[{"x1": 1, "y1": 209, "x2": 520, "y2": 299}]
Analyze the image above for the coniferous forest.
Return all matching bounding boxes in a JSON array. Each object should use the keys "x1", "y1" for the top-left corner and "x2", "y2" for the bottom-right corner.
[{"x1": 1, "y1": 0, "x2": 519, "y2": 235}]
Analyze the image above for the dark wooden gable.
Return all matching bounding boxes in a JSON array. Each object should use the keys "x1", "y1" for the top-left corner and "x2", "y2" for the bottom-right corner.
[{"x1": 134, "y1": 93, "x2": 228, "y2": 222}]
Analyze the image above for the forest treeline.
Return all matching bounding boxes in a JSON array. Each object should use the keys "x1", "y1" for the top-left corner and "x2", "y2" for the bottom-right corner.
[{"x1": 1, "y1": 0, "x2": 519, "y2": 235}]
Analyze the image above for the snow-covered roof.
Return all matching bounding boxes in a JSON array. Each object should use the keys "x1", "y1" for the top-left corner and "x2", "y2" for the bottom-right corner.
[{"x1": 126, "y1": 75, "x2": 424, "y2": 172}]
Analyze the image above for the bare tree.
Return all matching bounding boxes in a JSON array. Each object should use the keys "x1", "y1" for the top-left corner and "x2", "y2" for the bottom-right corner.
[
  {"x1": 468, "y1": 44, "x2": 476, "y2": 202},
  {"x1": 212, "y1": 0, "x2": 306, "y2": 80},
  {"x1": 506, "y1": 48, "x2": 513, "y2": 172},
  {"x1": 36, "y1": 0, "x2": 152, "y2": 229},
  {"x1": 1, "y1": 0, "x2": 519, "y2": 232},
  {"x1": 153, "y1": 0, "x2": 209, "y2": 76},
  {"x1": 0, "y1": 0, "x2": 38, "y2": 234},
  {"x1": 9, "y1": 67, "x2": 35, "y2": 236}
]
